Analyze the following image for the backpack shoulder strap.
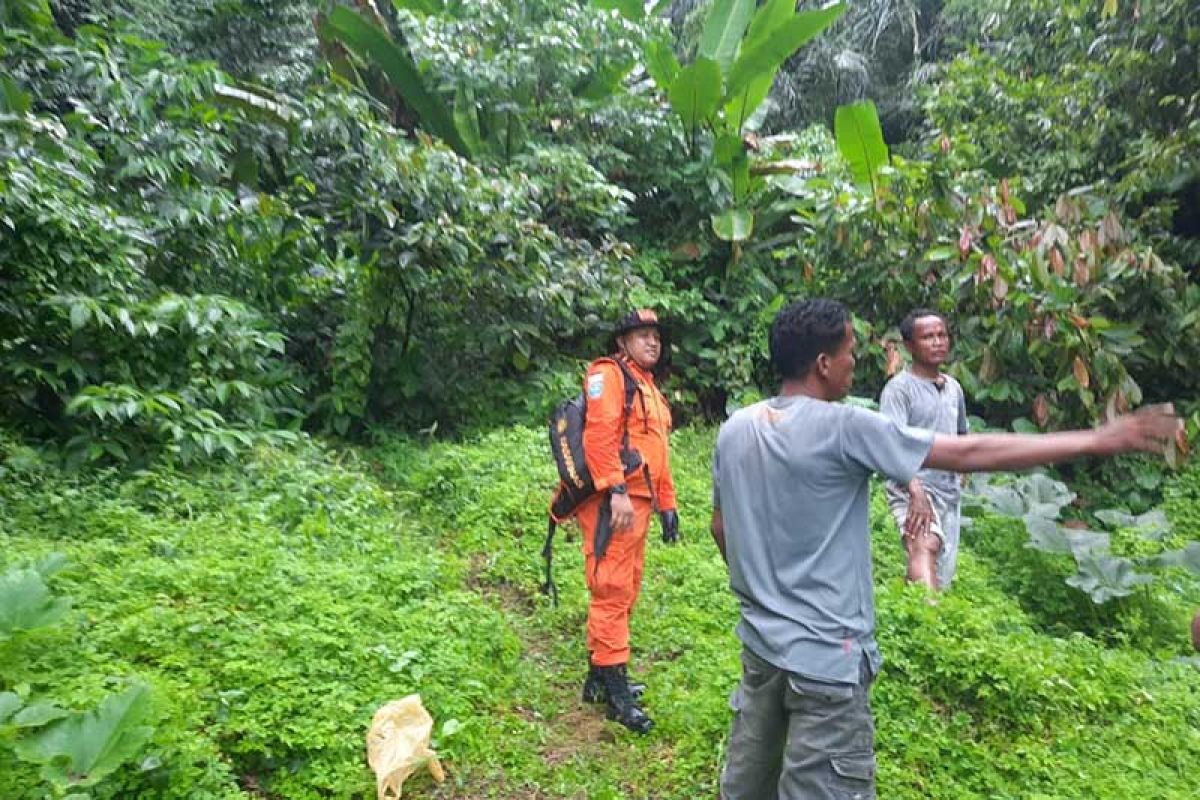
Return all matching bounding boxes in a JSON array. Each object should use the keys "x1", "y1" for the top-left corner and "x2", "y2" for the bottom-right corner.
[{"x1": 593, "y1": 356, "x2": 640, "y2": 444}]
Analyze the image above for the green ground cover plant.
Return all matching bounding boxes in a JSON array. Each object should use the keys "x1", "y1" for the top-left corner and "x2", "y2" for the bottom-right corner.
[{"x1": 4, "y1": 426, "x2": 1199, "y2": 798}]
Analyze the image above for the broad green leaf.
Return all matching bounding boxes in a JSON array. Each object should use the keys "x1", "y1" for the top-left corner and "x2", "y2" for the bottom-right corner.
[
  {"x1": 1153, "y1": 541, "x2": 1200, "y2": 573},
  {"x1": 725, "y1": 3, "x2": 846, "y2": 100},
  {"x1": 699, "y1": 0, "x2": 755, "y2": 72},
  {"x1": 0, "y1": 568, "x2": 71, "y2": 640},
  {"x1": 1102, "y1": 0, "x2": 1118, "y2": 19},
  {"x1": 577, "y1": 60, "x2": 635, "y2": 101},
  {"x1": 324, "y1": 7, "x2": 472, "y2": 158},
  {"x1": 711, "y1": 208, "x2": 754, "y2": 242},
  {"x1": 15, "y1": 683, "x2": 154, "y2": 789},
  {"x1": 723, "y1": 70, "x2": 774, "y2": 132},
  {"x1": 1066, "y1": 553, "x2": 1152, "y2": 604},
  {"x1": 643, "y1": 39, "x2": 681, "y2": 92},
  {"x1": 1063, "y1": 529, "x2": 1110, "y2": 559},
  {"x1": 4, "y1": 0, "x2": 53, "y2": 28},
  {"x1": 0, "y1": 693, "x2": 20, "y2": 724},
  {"x1": 592, "y1": 0, "x2": 644, "y2": 20},
  {"x1": 1023, "y1": 516, "x2": 1073, "y2": 554},
  {"x1": 713, "y1": 134, "x2": 743, "y2": 167},
  {"x1": 14, "y1": 702, "x2": 69, "y2": 728},
  {"x1": 1094, "y1": 509, "x2": 1136, "y2": 529},
  {"x1": 835, "y1": 100, "x2": 889, "y2": 193},
  {"x1": 668, "y1": 57, "x2": 723, "y2": 134},
  {"x1": 743, "y1": 0, "x2": 799, "y2": 53},
  {"x1": 0, "y1": 74, "x2": 31, "y2": 114},
  {"x1": 1133, "y1": 509, "x2": 1170, "y2": 540},
  {"x1": 453, "y1": 86, "x2": 485, "y2": 157}
]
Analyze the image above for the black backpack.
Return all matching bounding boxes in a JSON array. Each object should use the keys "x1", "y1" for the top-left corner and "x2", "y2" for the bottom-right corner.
[{"x1": 542, "y1": 357, "x2": 649, "y2": 604}]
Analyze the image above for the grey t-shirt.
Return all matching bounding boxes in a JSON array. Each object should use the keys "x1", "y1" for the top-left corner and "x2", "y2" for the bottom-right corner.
[
  {"x1": 713, "y1": 396, "x2": 934, "y2": 685},
  {"x1": 880, "y1": 369, "x2": 967, "y2": 503}
]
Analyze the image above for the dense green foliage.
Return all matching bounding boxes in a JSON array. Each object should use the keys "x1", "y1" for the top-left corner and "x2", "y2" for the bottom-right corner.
[
  {"x1": 2, "y1": 2, "x2": 1199, "y2": 796},
  {"x1": 3, "y1": 428, "x2": 1199, "y2": 798},
  {"x1": 4, "y1": 0, "x2": 1198, "y2": 450}
]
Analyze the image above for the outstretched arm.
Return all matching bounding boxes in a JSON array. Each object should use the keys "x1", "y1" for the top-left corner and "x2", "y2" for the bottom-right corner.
[{"x1": 924, "y1": 404, "x2": 1181, "y2": 473}]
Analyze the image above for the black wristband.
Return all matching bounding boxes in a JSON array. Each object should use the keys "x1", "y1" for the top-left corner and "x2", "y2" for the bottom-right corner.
[{"x1": 610, "y1": 483, "x2": 628, "y2": 495}]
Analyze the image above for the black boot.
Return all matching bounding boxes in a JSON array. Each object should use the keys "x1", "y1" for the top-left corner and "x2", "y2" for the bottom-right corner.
[
  {"x1": 582, "y1": 663, "x2": 645, "y2": 704},
  {"x1": 597, "y1": 664, "x2": 653, "y2": 734}
]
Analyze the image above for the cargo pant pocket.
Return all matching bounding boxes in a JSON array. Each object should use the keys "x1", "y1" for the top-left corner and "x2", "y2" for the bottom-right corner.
[{"x1": 829, "y1": 750, "x2": 876, "y2": 800}]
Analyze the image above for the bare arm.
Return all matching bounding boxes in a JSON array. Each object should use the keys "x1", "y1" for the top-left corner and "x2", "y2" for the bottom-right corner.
[
  {"x1": 924, "y1": 404, "x2": 1181, "y2": 473},
  {"x1": 711, "y1": 508, "x2": 727, "y2": 565}
]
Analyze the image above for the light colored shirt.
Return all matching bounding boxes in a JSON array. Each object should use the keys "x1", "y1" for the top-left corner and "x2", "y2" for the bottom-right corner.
[
  {"x1": 880, "y1": 369, "x2": 968, "y2": 503},
  {"x1": 713, "y1": 396, "x2": 934, "y2": 684}
]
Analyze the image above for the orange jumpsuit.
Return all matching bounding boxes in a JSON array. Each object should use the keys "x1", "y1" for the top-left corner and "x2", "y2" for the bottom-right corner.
[{"x1": 578, "y1": 355, "x2": 676, "y2": 667}]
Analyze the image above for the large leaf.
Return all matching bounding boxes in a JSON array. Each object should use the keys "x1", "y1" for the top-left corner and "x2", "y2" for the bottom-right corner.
[
  {"x1": 643, "y1": 39, "x2": 681, "y2": 92},
  {"x1": 725, "y1": 3, "x2": 846, "y2": 100},
  {"x1": 1063, "y1": 529, "x2": 1111, "y2": 559},
  {"x1": 1023, "y1": 516, "x2": 1074, "y2": 554},
  {"x1": 0, "y1": 567, "x2": 71, "y2": 640},
  {"x1": 0, "y1": 74, "x2": 31, "y2": 114},
  {"x1": 724, "y1": 70, "x2": 774, "y2": 132},
  {"x1": 577, "y1": 60, "x2": 635, "y2": 101},
  {"x1": 453, "y1": 85, "x2": 485, "y2": 157},
  {"x1": 323, "y1": 6, "x2": 472, "y2": 158},
  {"x1": 699, "y1": 0, "x2": 756, "y2": 73},
  {"x1": 1151, "y1": 541, "x2": 1200, "y2": 574},
  {"x1": 668, "y1": 57, "x2": 723, "y2": 135},
  {"x1": 15, "y1": 683, "x2": 154, "y2": 789},
  {"x1": 711, "y1": 208, "x2": 754, "y2": 242},
  {"x1": 743, "y1": 0, "x2": 799, "y2": 53},
  {"x1": 1066, "y1": 554, "x2": 1152, "y2": 604},
  {"x1": 2, "y1": 0, "x2": 53, "y2": 28},
  {"x1": 835, "y1": 100, "x2": 888, "y2": 193},
  {"x1": 0, "y1": 693, "x2": 21, "y2": 724}
]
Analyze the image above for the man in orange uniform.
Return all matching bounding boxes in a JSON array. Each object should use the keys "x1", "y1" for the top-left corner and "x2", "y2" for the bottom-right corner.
[{"x1": 577, "y1": 309, "x2": 679, "y2": 734}]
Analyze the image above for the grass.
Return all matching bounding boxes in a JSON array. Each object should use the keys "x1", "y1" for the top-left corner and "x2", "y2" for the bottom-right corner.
[{"x1": 1, "y1": 427, "x2": 1199, "y2": 798}]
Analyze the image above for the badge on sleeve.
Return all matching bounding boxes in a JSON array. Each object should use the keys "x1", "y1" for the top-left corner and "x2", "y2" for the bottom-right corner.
[{"x1": 587, "y1": 373, "x2": 605, "y2": 399}]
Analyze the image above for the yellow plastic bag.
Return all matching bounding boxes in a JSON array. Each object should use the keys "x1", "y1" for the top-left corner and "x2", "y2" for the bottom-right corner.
[{"x1": 366, "y1": 695, "x2": 446, "y2": 799}]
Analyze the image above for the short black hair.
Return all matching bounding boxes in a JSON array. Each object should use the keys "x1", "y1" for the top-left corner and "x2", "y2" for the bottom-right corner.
[
  {"x1": 899, "y1": 308, "x2": 947, "y2": 342},
  {"x1": 769, "y1": 298, "x2": 851, "y2": 380}
]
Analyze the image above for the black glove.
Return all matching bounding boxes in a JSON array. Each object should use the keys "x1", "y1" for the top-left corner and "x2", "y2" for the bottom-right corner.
[{"x1": 659, "y1": 509, "x2": 680, "y2": 544}]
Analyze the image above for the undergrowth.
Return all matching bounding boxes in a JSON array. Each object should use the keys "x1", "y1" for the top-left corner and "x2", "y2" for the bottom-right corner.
[{"x1": 2, "y1": 428, "x2": 1198, "y2": 798}]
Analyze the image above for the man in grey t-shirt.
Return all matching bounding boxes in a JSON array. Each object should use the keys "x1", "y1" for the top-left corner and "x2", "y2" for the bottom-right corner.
[
  {"x1": 711, "y1": 298, "x2": 1182, "y2": 800},
  {"x1": 881, "y1": 309, "x2": 968, "y2": 589}
]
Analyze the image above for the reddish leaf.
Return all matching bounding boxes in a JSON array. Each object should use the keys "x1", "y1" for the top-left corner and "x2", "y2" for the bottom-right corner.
[
  {"x1": 1033, "y1": 393, "x2": 1050, "y2": 427},
  {"x1": 1050, "y1": 247, "x2": 1065, "y2": 276},
  {"x1": 958, "y1": 226, "x2": 972, "y2": 259},
  {"x1": 992, "y1": 273, "x2": 1009, "y2": 301},
  {"x1": 1068, "y1": 313, "x2": 1090, "y2": 329},
  {"x1": 1078, "y1": 229, "x2": 1097, "y2": 255},
  {"x1": 938, "y1": 135, "x2": 951, "y2": 154},
  {"x1": 1099, "y1": 211, "x2": 1125, "y2": 248},
  {"x1": 803, "y1": 261, "x2": 814, "y2": 283},
  {"x1": 1073, "y1": 355, "x2": 1091, "y2": 389},
  {"x1": 980, "y1": 349, "x2": 999, "y2": 383},
  {"x1": 671, "y1": 242, "x2": 702, "y2": 261},
  {"x1": 1073, "y1": 256, "x2": 1091, "y2": 287}
]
